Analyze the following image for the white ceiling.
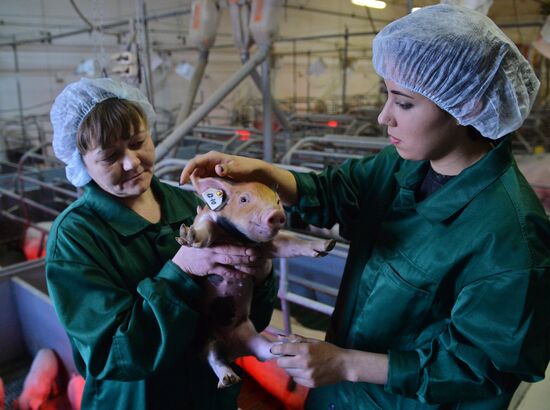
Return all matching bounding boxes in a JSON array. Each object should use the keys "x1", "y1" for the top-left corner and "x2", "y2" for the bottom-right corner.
[
  {"x1": 1, "y1": 1, "x2": 546, "y2": 55},
  {"x1": 0, "y1": 0, "x2": 548, "y2": 119}
]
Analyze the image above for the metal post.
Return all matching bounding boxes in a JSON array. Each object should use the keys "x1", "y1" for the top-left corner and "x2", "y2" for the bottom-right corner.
[
  {"x1": 240, "y1": 52, "x2": 292, "y2": 134},
  {"x1": 262, "y1": 52, "x2": 273, "y2": 163},
  {"x1": 278, "y1": 258, "x2": 292, "y2": 335},
  {"x1": 12, "y1": 38, "x2": 27, "y2": 143},
  {"x1": 342, "y1": 27, "x2": 349, "y2": 113},
  {"x1": 155, "y1": 46, "x2": 269, "y2": 161},
  {"x1": 292, "y1": 39, "x2": 297, "y2": 110},
  {"x1": 140, "y1": 1, "x2": 155, "y2": 106},
  {"x1": 306, "y1": 50, "x2": 311, "y2": 113}
]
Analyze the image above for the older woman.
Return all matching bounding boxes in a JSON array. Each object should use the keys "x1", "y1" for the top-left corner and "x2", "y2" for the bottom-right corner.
[{"x1": 46, "y1": 77, "x2": 275, "y2": 410}]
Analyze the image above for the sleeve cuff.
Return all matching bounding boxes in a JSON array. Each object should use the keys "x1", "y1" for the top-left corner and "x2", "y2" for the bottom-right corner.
[
  {"x1": 385, "y1": 349, "x2": 421, "y2": 396},
  {"x1": 156, "y1": 260, "x2": 202, "y2": 307},
  {"x1": 286, "y1": 171, "x2": 320, "y2": 213}
]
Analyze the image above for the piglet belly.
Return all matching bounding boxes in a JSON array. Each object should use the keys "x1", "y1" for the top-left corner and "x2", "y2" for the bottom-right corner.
[{"x1": 201, "y1": 275, "x2": 254, "y2": 328}]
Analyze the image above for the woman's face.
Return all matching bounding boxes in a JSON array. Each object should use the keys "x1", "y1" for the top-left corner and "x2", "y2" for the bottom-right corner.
[
  {"x1": 82, "y1": 123, "x2": 155, "y2": 198},
  {"x1": 378, "y1": 79, "x2": 461, "y2": 162}
]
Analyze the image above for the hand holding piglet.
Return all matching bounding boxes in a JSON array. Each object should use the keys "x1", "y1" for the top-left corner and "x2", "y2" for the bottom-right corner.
[{"x1": 172, "y1": 242, "x2": 271, "y2": 281}]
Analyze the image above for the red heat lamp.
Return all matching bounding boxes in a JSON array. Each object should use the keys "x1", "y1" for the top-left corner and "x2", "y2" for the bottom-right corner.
[
  {"x1": 326, "y1": 120, "x2": 339, "y2": 128},
  {"x1": 236, "y1": 129, "x2": 251, "y2": 141}
]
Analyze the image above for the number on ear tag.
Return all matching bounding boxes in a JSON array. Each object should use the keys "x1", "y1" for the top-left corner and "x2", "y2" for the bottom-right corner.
[{"x1": 202, "y1": 188, "x2": 225, "y2": 211}]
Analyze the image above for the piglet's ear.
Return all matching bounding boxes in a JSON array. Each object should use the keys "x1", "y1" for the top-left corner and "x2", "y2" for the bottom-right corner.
[{"x1": 191, "y1": 175, "x2": 232, "y2": 195}]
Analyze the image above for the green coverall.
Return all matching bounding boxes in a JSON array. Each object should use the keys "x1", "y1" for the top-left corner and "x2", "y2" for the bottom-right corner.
[
  {"x1": 46, "y1": 176, "x2": 277, "y2": 410},
  {"x1": 289, "y1": 138, "x2": 550, "y2": 409}
]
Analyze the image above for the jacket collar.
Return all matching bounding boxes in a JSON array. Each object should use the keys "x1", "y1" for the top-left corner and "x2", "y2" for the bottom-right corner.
[
  {"x1": 83, "y1": 176, "x2": 191, "y2": 236},
  {"x1": 393, "y1": 138, "x2": 513, "y2": 223}
]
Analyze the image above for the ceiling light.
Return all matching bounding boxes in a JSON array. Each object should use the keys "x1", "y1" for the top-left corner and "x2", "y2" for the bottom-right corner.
[
  {"x1": 412, "y1": 7, "x2": 422, "y2": 12},
  {"x1": 351, "y1": 0, "x2": 387, "y2": 9}
]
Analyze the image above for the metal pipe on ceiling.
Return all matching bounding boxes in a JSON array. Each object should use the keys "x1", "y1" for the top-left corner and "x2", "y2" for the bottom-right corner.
[
  {"x1": 284, "y1": 4, "x2": 392, "y2": 23},
  {"x1": 0, "y1": 8, "x2": 191, "y2": 48}
]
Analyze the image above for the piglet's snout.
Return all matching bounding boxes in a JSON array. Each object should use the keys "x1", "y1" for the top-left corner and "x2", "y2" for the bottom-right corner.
[{"x1": 263, "y1": 209, "x2": 286, "y2": 229}]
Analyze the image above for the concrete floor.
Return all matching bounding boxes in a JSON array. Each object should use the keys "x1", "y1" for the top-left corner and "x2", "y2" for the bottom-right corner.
[{"x1": 509, "y1": 365, "x2": 550, "y2": 410}]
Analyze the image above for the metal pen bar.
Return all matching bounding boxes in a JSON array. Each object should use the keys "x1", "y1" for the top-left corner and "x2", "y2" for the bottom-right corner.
[
  {"x1": 286, "y1": 273, "x2": 339, "y2": 297},
  {"x1": 282, "y1": 292, "x2": 334, "y2": 316},
  {"x1": 0, "y1": 187, "x2": 60, "y2": 217},
  {"x1": 17, "y1": 175, "x2": 78, "y2": 199}
]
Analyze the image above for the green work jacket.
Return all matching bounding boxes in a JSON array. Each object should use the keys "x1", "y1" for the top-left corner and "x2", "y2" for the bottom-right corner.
[
  {"x1": 289, "y1": 139, "x2": 550, "y2": 409},
  {"x1": 46, "y1": 176, "x2": 276, "y2": 410}
]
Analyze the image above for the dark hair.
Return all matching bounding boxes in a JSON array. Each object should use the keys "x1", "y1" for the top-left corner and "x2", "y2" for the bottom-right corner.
[
  {"x1": 76, "y1": 98, "x2": 147, "y2": 154},
  {"x1": 440, "y1": 106, "x2": 487, "y2": 141},
  {"x1": 466, "y1": 125, "x2": 485, "y2": 141}
]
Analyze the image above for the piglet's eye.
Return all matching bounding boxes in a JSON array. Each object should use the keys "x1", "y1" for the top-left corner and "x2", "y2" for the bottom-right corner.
[{"x1": 240, "y1": 196, "x2": 248, "y2": 203}]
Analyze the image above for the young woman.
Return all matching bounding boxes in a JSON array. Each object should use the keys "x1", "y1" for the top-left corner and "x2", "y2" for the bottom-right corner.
[
  {"x1": 46, "y1": 77, "x2": 275, "y2": 409},
  {"x1": 180, "y1": 5, "x2": 550, "y2": 409}
]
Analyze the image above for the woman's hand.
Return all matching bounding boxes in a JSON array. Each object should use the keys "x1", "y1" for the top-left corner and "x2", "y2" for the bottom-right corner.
[
  {"x1": 172, "y1": 243, "x2": 271, "y2": 280},
  {"x1": 270, "y1": 335, "x2": 389, "y2": 388},
  {"x1": 233, "y1": 256, "x2": 272, "y2": 285},
  {"x1": 270, "y1": 336, "x2": 350, "y2": 388},
  {"x1": 180, "y1": 151, "x2": 299, "y2": 206},
  {"x1": 180, "y1": 151, "x2": 268, "y2": 185}
]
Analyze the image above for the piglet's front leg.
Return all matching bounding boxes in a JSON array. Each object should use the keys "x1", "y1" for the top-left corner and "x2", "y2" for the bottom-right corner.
[
  {"x1": 176, "y1": 216, "x2": 222, "y2": 248},
  {"x1": 260, "y1": 231, "x2": 336, "y2": 259}
]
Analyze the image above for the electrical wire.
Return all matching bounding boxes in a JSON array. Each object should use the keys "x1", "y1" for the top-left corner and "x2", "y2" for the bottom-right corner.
[
  {"x1": 68, "y1": 0, "x2": 94, "y2": 30},
  {"x1": 363, "y1": 6, "x2": 377, "y2": 33}
]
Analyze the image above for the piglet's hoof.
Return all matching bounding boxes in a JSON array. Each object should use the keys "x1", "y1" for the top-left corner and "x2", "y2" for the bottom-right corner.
[
  {"x1": 312, "y1": 239, "x2": 337, "y2": 257},
  {"x1": 218, "y1": 371, "x2": 241, "y2": 389},
  {"x1": 175, "y1": 224, "x2": 191, "y2": 246}
]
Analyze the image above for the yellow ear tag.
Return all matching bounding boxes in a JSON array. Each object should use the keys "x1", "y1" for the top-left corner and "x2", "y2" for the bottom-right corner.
[{"x1": 202, "y1": 188, "x2": 225, "y2": 211}]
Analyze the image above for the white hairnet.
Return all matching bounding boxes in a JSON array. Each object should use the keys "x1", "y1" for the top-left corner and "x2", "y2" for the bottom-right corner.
[
  {"x1": 50, "y1": 77, "x2": 156, "y2": 187},
  {"x1": 372, "y1": 4, "x2": 540, "y2": 140}
]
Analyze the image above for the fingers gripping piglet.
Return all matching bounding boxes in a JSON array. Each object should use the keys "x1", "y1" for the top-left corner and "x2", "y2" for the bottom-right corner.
[{"x1": 176, "y1": 176, "x2": 335, "y2": 388}]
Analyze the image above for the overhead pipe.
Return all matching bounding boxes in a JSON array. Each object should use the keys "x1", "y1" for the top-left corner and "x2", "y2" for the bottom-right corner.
[
  {"x1": 160, "y1": 30, "x2": 379, "y2": 53},
  {"x1": 0, "y1": 9, "x2": 191, "y2": 48},
  {"x1": 155, "y1": 45, "x2": 270, "y2": 161}
]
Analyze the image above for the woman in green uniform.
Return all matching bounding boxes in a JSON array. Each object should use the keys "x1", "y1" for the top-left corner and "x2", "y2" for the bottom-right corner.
[
  {"x1": 46, "y1": 77, "x2": 276, "y2": 410},
  {"x1": 180, "y1": 5, "x2": 550, "y2": 409}
]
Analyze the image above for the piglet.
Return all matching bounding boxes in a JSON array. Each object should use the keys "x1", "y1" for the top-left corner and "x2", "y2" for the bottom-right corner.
[
  {"x1": 13, "y1": 348, "x2": 60, "y2": 410},
  {"x1": 67, "y1": 373, "x2": 85, "y2": 410},
  {"x1": 176, "y1": 176, "x2": 335, "y2": 388}
]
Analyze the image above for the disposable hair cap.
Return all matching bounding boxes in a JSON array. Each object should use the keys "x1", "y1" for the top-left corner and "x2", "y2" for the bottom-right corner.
[
  {"x1": 372, "y1": 4, "x2": 540, "y2": 139},
  {"x1": 50, "y1": 77, "x2": 156, "y2": 186}
]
